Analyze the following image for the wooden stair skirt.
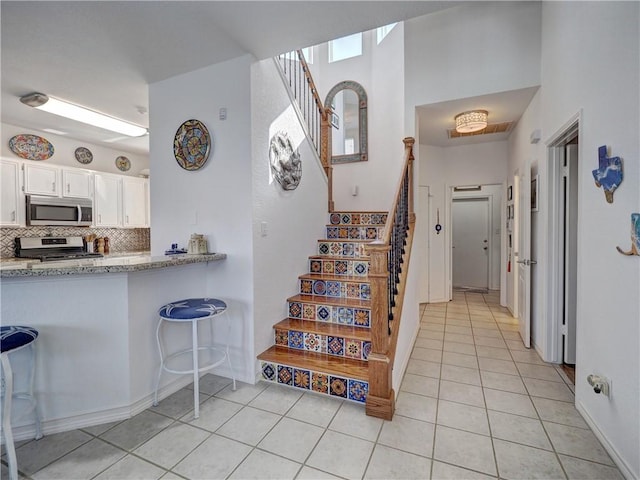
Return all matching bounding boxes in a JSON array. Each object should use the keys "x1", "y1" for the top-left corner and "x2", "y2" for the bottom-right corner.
[{"x1": 257, "y1": 211, "x2": 388, "y2": 406}]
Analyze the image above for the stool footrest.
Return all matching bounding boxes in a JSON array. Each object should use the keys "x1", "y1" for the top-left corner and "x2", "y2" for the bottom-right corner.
[{"x1": 160, "y1": 346, "x2": 228, "y2": 375}]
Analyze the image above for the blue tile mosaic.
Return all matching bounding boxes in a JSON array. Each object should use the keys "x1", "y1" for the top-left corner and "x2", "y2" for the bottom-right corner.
[
  {"x1": 327, "y1": 336, "x2": 344, "y2": 356},
  {"x1": 293, "y1": 368, "x2": 311, "y2": 389},
  {"x1": 288, "y1": 330, "x2": 304, "y2": 349},
  {"x1": 329, "y1": 376, "x2": 348, "y2": 398},
  {"x1": 348, "y1": 379, "x2": 368, "y2": 403},
  {"x1": 262, "y1": 362, "x2": 276, "y2": 381},
  {"x1": 277, "y1": 365, "x2": 293, "y2": 385}
]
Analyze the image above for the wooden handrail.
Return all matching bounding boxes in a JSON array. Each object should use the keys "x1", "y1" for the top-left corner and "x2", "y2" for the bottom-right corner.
[{"x1": 365, "y1": 137, "x2": 415, "y2": 420}]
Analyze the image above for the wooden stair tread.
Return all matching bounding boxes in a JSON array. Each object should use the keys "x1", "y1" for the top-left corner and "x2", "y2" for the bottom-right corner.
[
  {"x1": 258, "y1": 346, "x2": 369, "y2": 380},
  {"x1": 287, "y1": 294, "x2": 371, "y2": 309},
  {"x1": 274, "y1": 318, "x2": 371, "y2": 340},
  {"x1": 299, "y1": 273, "x2": 370, "y2": 283},
  {"x1": 331, "y1": 211, "x2": 388, "y2": 214},
  {"x1": 317, "y1": 238, "x2": 372, "y2": 243},
  {"x1": 325, "y1": 224, "x2": 385, "y2": 228},
  {"x1": 309, "y1": 255, "x2": 371, "y2": 261}
]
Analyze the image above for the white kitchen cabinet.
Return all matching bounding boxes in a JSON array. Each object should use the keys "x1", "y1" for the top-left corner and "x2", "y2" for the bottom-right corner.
[
  {"x1": 1, "y1": 159, "x2": 22, "y2": 226},
  {"x1": 62, "y1": 169, "x2": 93, "y2": 198},
  {"x1": 94, "y1": 173, "x2": 121, "y2": 227},
  {"x1": 122, "y1": 177, "x2": 148, "y2": 228},
  {"x1": 23, "y1": 162, "x2": 60, "y2": 196}
]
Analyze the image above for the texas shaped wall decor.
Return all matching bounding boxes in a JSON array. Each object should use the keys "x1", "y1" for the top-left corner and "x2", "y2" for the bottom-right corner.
[{"x1": 592, "y1": 145, "x2": 623, "y2": 203}]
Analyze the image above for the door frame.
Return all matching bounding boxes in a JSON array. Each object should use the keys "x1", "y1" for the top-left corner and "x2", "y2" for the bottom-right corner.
[
  {"x1": 446, "y1": 186, "x2": 496, "y2": 299},
  {"x1": 545, "y1": 110, "x2": 582, "y2": 364}
]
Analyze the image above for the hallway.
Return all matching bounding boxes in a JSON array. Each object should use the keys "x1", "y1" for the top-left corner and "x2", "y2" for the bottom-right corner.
[{"x1": 3, "y1": 292, "x2": 623, "y2": 479}]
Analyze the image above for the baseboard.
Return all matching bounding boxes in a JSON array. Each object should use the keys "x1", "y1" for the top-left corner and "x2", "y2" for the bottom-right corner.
[
  {"x1": 576, "y1": 401, "x2": 638, "y2": 480},
  {"x1": 392, "y1": 320, "x2": 421, "y2": 395}
]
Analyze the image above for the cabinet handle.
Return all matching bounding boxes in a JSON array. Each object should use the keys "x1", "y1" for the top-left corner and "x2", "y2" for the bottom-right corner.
[
  {"x1": 99, "y1": 214, "x2": 102, "y2": 223},
  {"x1": 67, "y1": 183, "x2": 70, "y2": 193},
  {"x1": 126, "y1": 215, "x2": 129, "y2": 224},
  {"x1": 11, "y1": 211, "x2": 16, "y2": 222},
  {"x1": 52, "y1": 182, "x2": 56, "y2": 192}
]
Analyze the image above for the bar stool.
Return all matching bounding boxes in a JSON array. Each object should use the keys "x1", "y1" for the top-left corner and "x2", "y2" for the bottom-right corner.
[
  {"x1": 153, "y1": 298, "x2": 236, "y2": 419},
  {"x1": 1, "y1": 326, "x2": 43, "y2": 480}
]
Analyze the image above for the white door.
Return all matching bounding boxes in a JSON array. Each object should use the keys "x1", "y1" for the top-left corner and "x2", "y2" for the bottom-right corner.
[
  {"x1": 563, "y1": 144, "x2": 579, "y2": 363},
  {"x1": 517, "y1": 167, "x2": 532, "y2": 348},
  {"x1": 452, "y1": 198, "x2": 489, "y2": 289}
]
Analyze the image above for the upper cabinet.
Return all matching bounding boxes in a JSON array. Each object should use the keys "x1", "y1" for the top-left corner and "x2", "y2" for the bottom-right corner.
[
  {"x1": 23, "y1": 163, "x2": 60, "y2": 196},
  {"x1": 122, "y1": 177, "x2": 148, "y2": 228},
  {"x1": 1, "y1": 159, "x2": 22, "y2": 226},
  {"x1": 94, "y1": 173, "x2": 122, "y2": 227},
  {"x1": 62, "y1": 169, "x2": 93, "y2": 198}
]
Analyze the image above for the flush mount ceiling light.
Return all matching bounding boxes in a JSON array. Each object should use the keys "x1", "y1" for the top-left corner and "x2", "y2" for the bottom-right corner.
[
  {"x1": 19, "y1": 92, "x2": 147, "y2": 137},
  {"x1": 454, "y1": 110, "x2": 488, "y2": 133}
]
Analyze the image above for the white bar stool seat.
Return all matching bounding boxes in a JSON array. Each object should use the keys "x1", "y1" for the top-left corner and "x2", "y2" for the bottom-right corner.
[
  {"x1": 153, "y1": 298, "x2": 236, "y2": 419},
  {"x1": 1, "y1": 326, "x2": 43, "y2": 480}
]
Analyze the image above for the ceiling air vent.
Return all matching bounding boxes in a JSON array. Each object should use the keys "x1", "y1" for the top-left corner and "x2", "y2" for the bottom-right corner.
[{"x1": 447, "y1": 121, "x2": 515, "y2": 139}]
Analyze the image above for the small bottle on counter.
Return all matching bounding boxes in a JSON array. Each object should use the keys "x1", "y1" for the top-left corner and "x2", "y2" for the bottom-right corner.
[
  {"x1": 104, "y1": 237, "x2": 110, "y2": 254},
  {"x1": 96, "y1": 238, "x2": 105, "y2": 254}
]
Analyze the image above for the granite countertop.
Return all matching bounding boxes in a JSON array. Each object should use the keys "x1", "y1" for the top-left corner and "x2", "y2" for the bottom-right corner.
[{"x1": 0, "y1": 252, "x2": 226, "y2": 278}]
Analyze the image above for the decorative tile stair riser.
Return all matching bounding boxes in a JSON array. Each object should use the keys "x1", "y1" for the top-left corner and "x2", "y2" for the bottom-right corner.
[
  {"x1": 329, "y1": 212, "x2": 388, "y2": 226},
  {"x1": 275, "y1": 328, "x2": 371, "y2": 361},
  {"x1": 299, "y1": 278, "x2": 371, "y2": 300},
  {"x1": 260, "y1": 361, "x2": 368, "y2": 403},
  {"x1": 326, "y1": 226, "x2": 385, "y2": 240},
  {"x1": 317, "y1": 241, "x2": 369, "y2": 258},
  {"x1": 287, "y1": 300, "x2": 371, "y2": 327},
  {"x1": 309, "y1": 257, "x2": 369, "y2": 276}
]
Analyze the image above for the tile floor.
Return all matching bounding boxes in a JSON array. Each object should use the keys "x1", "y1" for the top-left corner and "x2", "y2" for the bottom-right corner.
[{"x1": 2, "y1": 291, "x2": 625, "y2": 479}]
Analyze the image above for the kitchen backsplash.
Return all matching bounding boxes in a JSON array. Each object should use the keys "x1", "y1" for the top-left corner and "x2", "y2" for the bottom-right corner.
[{"x1": 0, "y1": 227, "x2": 150, "y2": 258}]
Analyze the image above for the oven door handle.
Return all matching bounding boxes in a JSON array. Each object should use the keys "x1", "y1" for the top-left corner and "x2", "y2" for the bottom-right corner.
[{"x1": 77, "y1": 204, "x2": 82, "y2": 226}]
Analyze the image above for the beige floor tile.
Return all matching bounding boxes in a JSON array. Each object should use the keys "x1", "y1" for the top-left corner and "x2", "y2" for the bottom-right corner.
[
  {"x1": 445, "y1": 318, "x2": 472, "y2": 327},
  {"x1": 443, "y1": 341, "x2": 477, "y2": 356},
  {"x1": 531, "y1": 397, "x2": 588, "y2": 429},
  {"x1": 329, "y1": 402, "x2": 383, "y2": 441},
  {"x1": 431, "y1": 461, "x2": 497, "y2": 479},
  {"x1": 418, "y1": 329, "x2": 445, "y2": 341},
  {"x1": 483, "y1": 388, "x2": 537, "y2": 418},
  {"x1": 215, "y1": 381, "x2": 268, "y2": 404},
  {"x1": 364, "y1": 444, "x2": 431, "y2": 480},
  {"x1": 14, "y1": 430, "x2": 93, "y2": 476},
  {"x1": 170, "y1": 434, "x2": 251, "y2": 480},
  {"x1": 133, "y1": 422, "x2": 209, "y2": 470},
  {"x1": 493, "y1": 439, "x2": 565, "y2": 480},
  {"x1": 442, "y1": 351, "x2": 478, "y2": 369},
  {"x1": 395, "y1": 391, "x2": 438, "y2": 423},
  {"x1": 474, "y1": 336, "x2": 507, "y2": 348},
  {"x1": 480, "y1": 371, "x2": 527, "y2": 394},
  {"x1": 32, "y1": 439, "x2": 126, "y2": 480},
  {"x1": 215, "y1": 406, "x2": 280, "y2": 446},
  {"x1": 401, "y1": 373, "x2": 440, "y2": 398},
  {"x1": 516, "y1": 363, "x2": 564, "y2": 382},
  {"x1": 81, "y1": 420, "x2": 121, "y2": 437},
  {"x1": 444, "y1": 333, "x2": 476, "y2": 345},
  {"x1": 437, "y1": 400, "x2": 490, "y2": 435},
  {"x1": 406, "y1": 358, "x2": 441, "y2": 379},
  {"x1": 378, "y1": 415, "x2": 435, "y2": 458},
  {"x1": 475, "y1": 345, "x2": 512, "y2": 361},
  {"x1": 439, "y1": 380, "x2": 485, "y2": 408},
  {"x1": 510, "y1": 350, "x2": 548, "y2": 365},
  {"x1": 445, "y1": 325, "x2": 473, "y2": 335},
  {"x1": 182, "y1": 397, "x2": 243, "y2": 432},
  {"x1": 248, "y1": 383, "x2": 303, "y2": 414},
  {"x1": 559, "y1": 455, "x2": 625, "y2": 479},
  {"x1": 93, "y1": 454, "x2": 165, "y2": 480},
  {"x1": 433, "y1": 425, "x2": 496, "y2": 476},
  {"x1": 478, "y1": 357, "x2": 519, "y2": 376},
  {"x1": 506, "y1": 339, "x2": 529, "y2": 351},
  {"x1": 423, "y1": 315, "x2": 446, "y2": 323},
  {"x1": 229, "y1": 449, "x2": 301, "y2": 479},
  {"x1": 286, "y1": 392, "x2": 343, "y2": 428},
  {"x1": 415, "y1": 337, "x2": 444, "y2": 350},
  {"x1": 412, "y1": 346, "x2": 443, "y2": 363},
  {"x1": 423, "y1": 323, "x2": 446, "y2": 332},
  {"x1": 441, "y1": 363, "x2": 481, "y2": 386},
  {"x1": 258, "y1": 417, "x2": 324, "y2": 463},
  {"x1": 150, "y1": 389, "x2": 209, "y2": 420},
  {"x1": 500, "y1": 331, "x2": 523, "y2": 341},
  {"x1": 544, "y1": 422, "x2": 614, "y2": 465},
  {"x1": 296, "y1": 466, "x2": 342, "y2": 479},
  {"x1": 488, "y1": 410, "x2": 551, "y2": 450},
  {"x1": 523, "y1": 377, "x2": 574, "y2": 402},
  {"x1": 195, "y1": 374, "x2": 234, "y2": 395},
  {"x1": 101, "y1": 410, "x2": 173, "y2": 451},
  {"x1": 473, "y1": 327, "x2": 502, "y2": 338},
  {"x1": 307, "y1": 430, "x2": 374, "y2": 480}
]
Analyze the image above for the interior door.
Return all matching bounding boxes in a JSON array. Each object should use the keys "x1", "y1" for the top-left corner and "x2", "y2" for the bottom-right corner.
[
  {"x1": 517, "y1": 168, "x2": 532, "y2": 348},
  {"x1": 452, "y1": 198, "x2": 489, "y2": 289},
  {"x1": 563, "y1": 144, "x2": 578, "y2": 363}
]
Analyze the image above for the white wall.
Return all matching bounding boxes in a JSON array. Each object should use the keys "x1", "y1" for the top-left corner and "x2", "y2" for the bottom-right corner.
[
  {"x1": 1, "y1": 122, "x2": 148, "y2": 176},
  {"x1": 149, "y1": 55, "x2": 255, "y2": 382},
  {"x1": 310, "y1": 25, "x2": 406, "y2": 211},
  {"x1": 250, "y1": 58, "x2": 329, "y2": 376},
  {"x1": 540, "y1": 3, "x2": 638, "y2": 477},
  {"x1": 404, "y1": 2, "x2": 542, "y2": 135},
  {"x1": 418, "y1": 141, "x2": 508, "y2": 302}
]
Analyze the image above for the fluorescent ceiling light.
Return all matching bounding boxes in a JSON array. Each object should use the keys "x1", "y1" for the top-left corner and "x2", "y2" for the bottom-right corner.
[
  {"x1": 455, "y1": 110, "x2": 488, "y2": 133},
  {"x1": 20, "y1": 92, "x2": 147, "y2": 137},
  {"x1": 42, "y1": 128, "x2": 68, "y2": 135}
]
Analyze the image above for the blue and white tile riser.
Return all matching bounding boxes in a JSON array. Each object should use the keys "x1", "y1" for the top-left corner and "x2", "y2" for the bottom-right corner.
[
  {"x1": 275, "y1": 328, "x2": 371, "y2": 361},
  {"x1": 326, "y1": 226, "x2": 385, "y2": 241},
  {"x1": 309, "y1": 257, "x2": 369, "y2": 277},
  {"x1": 287, "y1": 301, "x2": 371, "y2": 327},
  {"x1": 317, "y1": 241, "x2": 368, "y2": 258},
  {"x1": 299, "y1": 278, "x2": 371, "y2": 300},
  {"x1": 260, "y1": 361, "x2": 368, "y2": 404},
  {"x1": 329, "y1": 212, "x2": 388, "y2": 226}
]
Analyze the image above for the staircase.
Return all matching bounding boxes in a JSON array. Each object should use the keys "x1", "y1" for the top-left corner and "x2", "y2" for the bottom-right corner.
[{"x1": 257, "y1": 211, "x2": 388, "y2": 404}]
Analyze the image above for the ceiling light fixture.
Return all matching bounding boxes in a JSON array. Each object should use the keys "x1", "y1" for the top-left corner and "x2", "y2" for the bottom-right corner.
[
  {"x1": 19, "y1": 92, "x2": 147, "y2": 137},
  {"x1": 455, "y1": 110, "x2": 488, "y2": 133}
]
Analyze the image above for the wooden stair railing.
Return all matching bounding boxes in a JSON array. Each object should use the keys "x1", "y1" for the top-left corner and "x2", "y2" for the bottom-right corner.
[
  {"x1": 364, "y1": 137, "x2": 416, "y2": 420},
  {"x1": 275, "y1": 50, "x2": 334, "y2": 212}
]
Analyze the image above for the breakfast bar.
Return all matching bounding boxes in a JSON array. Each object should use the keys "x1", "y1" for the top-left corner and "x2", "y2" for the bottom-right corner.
[{"x1": 0, "y1": 253, "x2": 227, "y2": 440}]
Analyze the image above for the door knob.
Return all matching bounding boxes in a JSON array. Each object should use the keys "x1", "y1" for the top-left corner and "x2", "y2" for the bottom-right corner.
[{"x1": 483, "y1": 247, "x2": 488, "y2": 250}]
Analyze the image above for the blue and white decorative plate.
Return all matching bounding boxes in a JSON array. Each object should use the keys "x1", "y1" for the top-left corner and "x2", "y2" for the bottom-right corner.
[
  {"x1": 115, "y1": 156, "x2": 131, "y2": 171},
  {"x1": 9, "y1": 134, "x2": 54, "y2": 160},
  {"x1": 173, "y1": 119, "x2": 211, "y2": 171}
]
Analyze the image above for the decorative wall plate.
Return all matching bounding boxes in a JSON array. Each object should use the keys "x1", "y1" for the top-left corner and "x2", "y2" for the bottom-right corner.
[
  {"x1": 74, "y1": 147, "x2": 93, "y2": 164},
  {"x1": 173, "y1": 119, "x2": 211, "y2": 171},
  {"x1": 115, "y1": 156, "x2": 131, "y2": 171},
  {"x1": 8, "y1": 134, "x2": 54, "y2": 160},
  {"x1": 269, "y1": 131, "x2": 301, "y2": 191}
]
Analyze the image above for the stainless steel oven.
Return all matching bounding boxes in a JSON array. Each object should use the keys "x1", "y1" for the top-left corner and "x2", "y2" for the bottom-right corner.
[{"x1": 26, "y1": 195, "x2": 93, "y2": 226}]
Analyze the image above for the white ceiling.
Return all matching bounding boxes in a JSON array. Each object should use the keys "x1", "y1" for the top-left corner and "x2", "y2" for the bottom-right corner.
[{"x1": 1, "y1": 1, "x2": 458, "y2": 155}]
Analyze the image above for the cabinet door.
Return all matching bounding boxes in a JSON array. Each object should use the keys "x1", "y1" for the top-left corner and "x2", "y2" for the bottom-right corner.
[
  {"x1": 122, "y1": 178, "x2": 148, "y2": 227},
  {"x1": 1, "y1": 160, "x2": 21, "y2": 226},
  {"x1": 94, "y1": 174, "x2": 121, "y2": 227},
  {"x1": 62, "y1": 169, "x2": 92, "y2": 198},
  {"x1": 24, "y1": 163, "x2": 60, "y2": 196}
]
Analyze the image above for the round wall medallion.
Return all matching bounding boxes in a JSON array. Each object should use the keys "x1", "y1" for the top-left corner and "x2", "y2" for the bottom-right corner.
[
  {"x1": 173, "y1": 119, "x2": 211, "y2": 171},
  {"x1": 74, "y1": 147, "x2": 93, "y2": 164},
  {"x1": 269, "y1": 131, "x2": 301, "y2": 191},
  {"x1": 115, "y1": 156, "x2": 131, "y2": 171}
]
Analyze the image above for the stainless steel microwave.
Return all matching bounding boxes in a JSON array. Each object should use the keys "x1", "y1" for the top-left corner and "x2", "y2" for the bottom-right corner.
[{"x1": 26, "y1": 195, "x2": 93, "y2": 226}]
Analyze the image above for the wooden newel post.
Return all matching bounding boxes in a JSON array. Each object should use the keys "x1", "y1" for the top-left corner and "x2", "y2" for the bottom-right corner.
[
  {"x1": 365, "y1": 242, "x2": 395, "y2": 420},
  {"x1": 403, "y1": 137, "x2": 416, "y2": 224},
  {"x1": 321, "y1": 108, "x2": 334, "y2": 212}
]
